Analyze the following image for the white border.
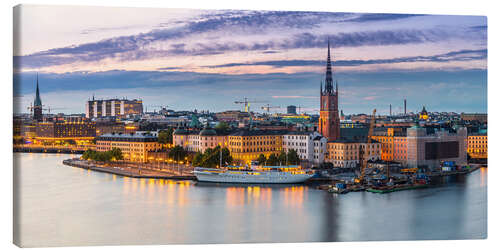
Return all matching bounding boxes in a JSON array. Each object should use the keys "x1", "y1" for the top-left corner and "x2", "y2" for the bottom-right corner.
[{"x1": 1, "y1": 1, "x2": 497, "y2": 250}]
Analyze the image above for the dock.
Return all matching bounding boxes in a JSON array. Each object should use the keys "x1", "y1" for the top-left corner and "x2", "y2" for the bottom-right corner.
[
  {"x1": 319, "y1": 164, "x2": 484, "y2": 195},
  {"x1": 62, "y1": 158, "x2": 197, "y2": 180}
]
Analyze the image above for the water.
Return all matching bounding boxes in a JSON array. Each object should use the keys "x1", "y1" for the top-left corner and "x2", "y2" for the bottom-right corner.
[{"x1": 14, "y1": 153, "x2": 487, "y2": 247}]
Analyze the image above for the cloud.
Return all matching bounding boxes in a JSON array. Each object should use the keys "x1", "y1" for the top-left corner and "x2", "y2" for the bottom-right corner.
[
  {"x1": 347, "y1": 13, "x2": 424, "y2": 22},
  {"x1": 363, "y1": 96, "x2": 379, "y2": 100},
  {"x1": 14, "y1": 10, "x2": 460, "y2": 70},
  {"x1": 272, "y1": 95, "x2": 318, "y2": 99},
  {"x1": 204, "y1": 49, "x2": 487, "y2": 69}
]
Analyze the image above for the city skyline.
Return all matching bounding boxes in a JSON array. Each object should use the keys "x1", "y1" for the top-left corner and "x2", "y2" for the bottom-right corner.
[{"x1": 13, "y1": 6, "x2": 487, "y2": 114}]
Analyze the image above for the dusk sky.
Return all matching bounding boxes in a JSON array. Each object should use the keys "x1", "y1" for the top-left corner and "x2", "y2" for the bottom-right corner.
[{"x1": 13, "y1": 5, "x2": 487, "y2": 115}]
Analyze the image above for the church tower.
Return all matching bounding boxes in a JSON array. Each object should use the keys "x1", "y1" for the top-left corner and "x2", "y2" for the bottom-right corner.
[
  {"x1": 33, "y1": 74, "x2": 43, "y2": 121},
  {"x1": 319, "y1": 40, "x2": 340, "y2": 141}
]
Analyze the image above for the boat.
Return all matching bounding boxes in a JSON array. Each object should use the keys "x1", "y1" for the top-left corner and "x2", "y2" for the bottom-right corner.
[
  {"x1": 194, "y1": 162, "x2": 314, "y2": 184},
  {"x1": 366, "y1": 184, "x2": 429, "y2": 193}
]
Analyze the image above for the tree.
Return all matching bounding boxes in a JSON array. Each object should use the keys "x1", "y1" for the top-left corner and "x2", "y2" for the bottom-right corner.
[
  {"x1": 278, "y1": 151, "x2": 287, "y2": 165},
  {"x1": 82, "y1": 149, "x2": 93, "y2": 160},
  {"x1": 257, "y1": 154, "x2": 267, "y2": 166},
  {"x1": 215, "y1": 122, "x2": 230, "y2": 133},
  {"x1": 110, "y1": 147, "x2": 123, "y2": 161},
  {"x1": 158, "y1": 128, "x2": 174, "y2": 144},
  {"x1": 266, "y1": 153, "x2": 279, "y2": 166},
  {"x1": 193, "y1": 146, "x2": 232, "y2": 168},
  {"x1": 287, "y1": 149, "x2": 300, "y2": 165},
  {"x1": 169, "y1": 145, "x2": 187, "y2": 161},
  {"x1": 192, "y1": 152, "x2": 204, "y2": 167}
]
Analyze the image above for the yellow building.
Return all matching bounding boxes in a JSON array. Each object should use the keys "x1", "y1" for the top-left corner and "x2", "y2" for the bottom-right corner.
[
  {"x1": 467, "y1": 133, "x2": 487, "y2": 159},
  {"x1": 96, "y1": 132, "x2": 161, "y2": 162},
  {"x1": 370, "y1": 127, "x2": 407, "y2": 161},
  {"x1": 228, "y1": 130, "x2": 285, "y2": 164},
  {"x1": 325, "y1": 141, "x2": 381, "y2": 168}
]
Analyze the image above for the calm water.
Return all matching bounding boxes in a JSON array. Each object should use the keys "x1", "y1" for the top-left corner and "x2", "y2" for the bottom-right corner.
[{"x1": 14, "y1": 153, "x2": 487, "y2": 247}]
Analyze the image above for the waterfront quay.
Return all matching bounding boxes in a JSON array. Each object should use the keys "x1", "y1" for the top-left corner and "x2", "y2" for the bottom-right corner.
[
  {"x1": 63, "y1": 158, "x2": 196, "y2": 180},
  {"x1": 14, "y1": 144, "x2": 93, "y2": 154}
]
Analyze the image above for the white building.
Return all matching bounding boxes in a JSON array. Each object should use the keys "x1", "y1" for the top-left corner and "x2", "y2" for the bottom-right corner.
[{"x1": 282, "y1": 131, "x2": 327, "y2": 165}]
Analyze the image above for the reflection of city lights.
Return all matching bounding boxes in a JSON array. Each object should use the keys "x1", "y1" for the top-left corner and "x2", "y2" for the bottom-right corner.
[{"x1": 480, "y1": 167, "x2": 487, "y2": 187}]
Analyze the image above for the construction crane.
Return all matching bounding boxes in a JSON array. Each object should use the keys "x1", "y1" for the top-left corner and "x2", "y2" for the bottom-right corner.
[
  {"x1": 357, "y1": 108, "x2": 377, "y2": 184},
  {"x1": 27, "y1": 104, "x2": 65, "y2": 115},
  {"x1": 234, "y1": 98, "x2": 267, "y2": 113},
  {"x1": 261, "y1": 104, "x2": 280, "y2": 113},
  {"x1": 147, "y1": 105, "x2": 169, "y2": 113}
]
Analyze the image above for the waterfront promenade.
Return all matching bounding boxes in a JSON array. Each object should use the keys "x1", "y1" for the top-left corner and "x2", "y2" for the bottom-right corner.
[
  {"x1": 63, "y1": 158, "x2": 196, "y2": 180},
  {"x1": 14, "y1": 144, "x2": 95, "y2": 154}
]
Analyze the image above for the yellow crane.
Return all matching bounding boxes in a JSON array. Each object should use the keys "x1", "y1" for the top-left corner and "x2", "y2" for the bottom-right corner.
[
  {"x1": 234, "y1": 98, "x2": 267, "y2": 113},
  {"x1": 357, "y1": 108, "x2": 377, "y2": 184},
  {"x1": 261, "y1": 104, "x2": 280, "y2": 113}
]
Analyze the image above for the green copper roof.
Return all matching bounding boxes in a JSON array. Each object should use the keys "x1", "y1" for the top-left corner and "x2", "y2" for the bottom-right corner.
[{"x1": 189, "y1": 114, "x2": 201, "y2": 128}]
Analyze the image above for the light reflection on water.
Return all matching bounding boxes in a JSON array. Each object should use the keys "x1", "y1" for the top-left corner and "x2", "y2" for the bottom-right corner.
[{"x1": 15, "y1": 153, "x2": 487, "y2": 247}]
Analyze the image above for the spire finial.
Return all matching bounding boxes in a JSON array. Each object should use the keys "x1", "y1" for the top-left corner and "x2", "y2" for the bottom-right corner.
[
  {"x1": 325, "y1": 39, "x2": 333, "y2": 94},
  {"x1": 34, "y1": 73, "x2": 42, "y2": 107}
]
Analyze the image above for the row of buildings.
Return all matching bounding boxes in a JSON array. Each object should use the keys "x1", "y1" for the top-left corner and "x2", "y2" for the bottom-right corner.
[{"x1": 17, "y1": 42, "x2": 487, "y2": 168}]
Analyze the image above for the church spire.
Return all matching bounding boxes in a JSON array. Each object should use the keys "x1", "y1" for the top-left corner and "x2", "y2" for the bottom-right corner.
[
  {"x1": 34, "y1": 73, "x2": 42, "y2": 107},
  {"x1": 325, "y1": 39, "x2": 333, "y2": 94}
]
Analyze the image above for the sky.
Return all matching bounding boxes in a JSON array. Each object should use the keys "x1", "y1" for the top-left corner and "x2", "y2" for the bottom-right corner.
[{"x1": 13, "y1": 5, "x2": 487, "y2": 115}]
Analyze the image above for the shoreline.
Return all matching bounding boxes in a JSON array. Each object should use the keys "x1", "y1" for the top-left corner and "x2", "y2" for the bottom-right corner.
[{"x1": 62, "y1": 158, "x2": 197, "y2": 180}]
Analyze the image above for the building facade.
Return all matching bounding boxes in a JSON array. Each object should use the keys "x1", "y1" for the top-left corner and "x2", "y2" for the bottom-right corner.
[
  {"x1": 96, "y1": 132, "x2": 161, "y2": 162},
  {"x1": 227, "y1": 130, "x2": 285, "y2": 164},
  {"x1": 406, "y1": 126, "x2": 467, "y2": 169},
  {"x1": 318, "y1": 41, "x2": 340, "y2": 141},
  {"x1": 35, "y1": 117, "x2": 96, "y2": 144},
  {"x1": 282, "y1": 131, "x2": 326, "y2": 164},
  {"x1": 467, "y1": 133, "x2": 487, "y2": 159},
  {"x1": 173, "y1": 128, "x2": 229, "y2": 153},
  {"x1": 85, "y1": 98, "x2": 143, "y2": 118},
  {"x1": 371, "y1": 127, "x2": 407, "y2": 161},
  {"x1": 461, "y1": 113, "x2": 487, "y2": 123},
  {"x1": 325, "y1": 141, "x2": 381, "y2": 168}
]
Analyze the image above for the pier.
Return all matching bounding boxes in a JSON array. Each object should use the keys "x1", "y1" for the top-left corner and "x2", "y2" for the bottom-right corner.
[
  {"x1": 62, "y1": 158, "x2": 196, "y2": 180},
  {"x1": 317, "y1": 164, "x2": 484, "y2": 194}
]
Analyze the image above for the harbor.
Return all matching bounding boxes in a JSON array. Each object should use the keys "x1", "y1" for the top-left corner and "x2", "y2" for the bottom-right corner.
[
  {"x1": 317, "y1": 164, "x2": 484, "y2": 194},
  {"x1": 15, "y1": 153, "x2": 487, "y2": 247},
  {"x1": 61, "y1": 156, "x2": 485, "y2": 195}
]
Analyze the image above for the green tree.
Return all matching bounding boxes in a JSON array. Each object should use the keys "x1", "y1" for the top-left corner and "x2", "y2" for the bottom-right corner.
[
  {"x1": 257, "y1": 154, "x2": 267, "y2": 166},
  {"x1": 82, "y1": 149, "x2": 93, "y2": 160},
  {"x1": 110, "y1": 147, "x2": 123, "y2": 161},
  {"x1": 169, "y1": 145, "x2": 187, "y2": 161},
  {"x1": 196, "y1": 146, "x2": 232, "y2": 168},
  {"x1": 158, "y1": 128, "x2": 174, "y2": 144},
  {"x1": 215, "y1": 122, "x2": 230, "y2": 133},
  {"x1": 192, "y1": 152, "x2": 204, "y2": 167},
  {"x1": 278, "y1": 151, "x2": 287, "y2": 165},
  {"x1": 287, "y1": 149, "x2": 300, "y2": 165},
  {"x1": 266, "y1": 153, "x2": 279, "y2": 166}
]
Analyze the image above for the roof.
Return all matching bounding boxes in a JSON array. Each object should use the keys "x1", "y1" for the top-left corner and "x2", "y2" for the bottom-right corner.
[
  {"x1": 229, "y1": 129, "x2": 288, "y2": 137},
  {"x1": 173, "y1": 128, "x2": 198, "y2": 135},
  {"x1": 34, "y1": 76, "x2": 42, "y2": 106},
  {"x1": 199, "y1": 128, "x2": 217, "y2": 136},
  {"x1": 99, "y1": 132, "x2": 157, "y2": 139}
]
